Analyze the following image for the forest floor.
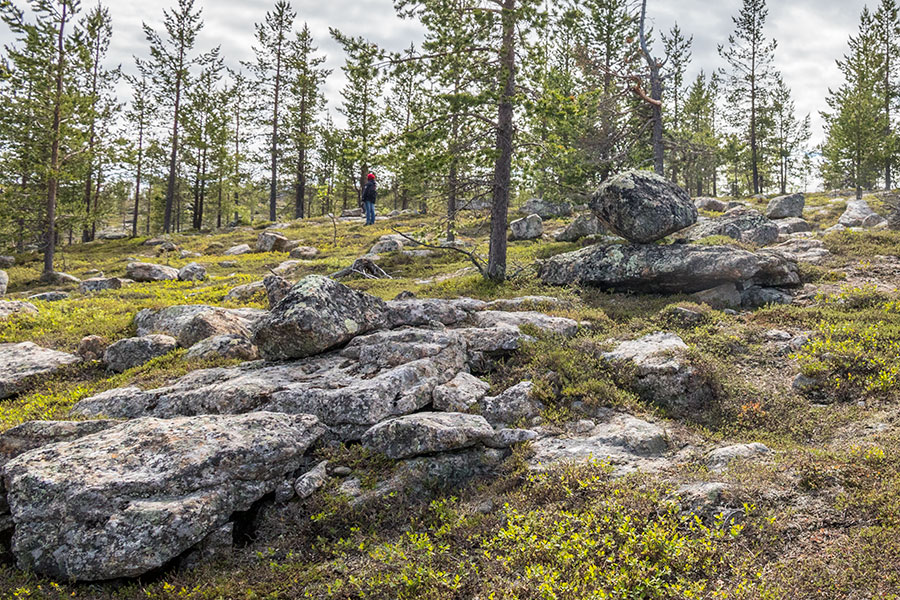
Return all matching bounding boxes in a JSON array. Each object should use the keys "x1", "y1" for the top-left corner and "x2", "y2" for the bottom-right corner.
[{"x1": 2, "y1": 193, "x2": 900, "y2": 599}]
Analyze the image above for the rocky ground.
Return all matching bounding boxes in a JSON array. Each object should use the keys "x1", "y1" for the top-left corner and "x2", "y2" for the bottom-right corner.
[{"x1": 1, "y1": 182, "x2": 900, "y2": 598}]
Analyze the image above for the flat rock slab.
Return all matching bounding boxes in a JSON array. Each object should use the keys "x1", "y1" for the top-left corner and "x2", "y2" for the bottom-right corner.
[
  {"x1": 362, "y1": 412, "x2": 494, "y2": 459},
  {"x1": 0, "y1": 342, "x2": 81, "y2": 400},
  {"x1": 3, "y1": 412, "x2": 323, "y2": 581},
  {"x1": 539, "y1": 243, "x2": 799, "y2": 294},
  {"x1": 0, "y1": 420, "x2": 119, "y2": 467}
]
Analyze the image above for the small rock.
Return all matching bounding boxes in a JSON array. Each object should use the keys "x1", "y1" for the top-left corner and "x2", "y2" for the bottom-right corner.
[
  {"x1": 368, "y1": 238, "x2": 403, "y2": 254},
  {"x1": 0, "y1": 301, "x2": 38, "y2": 321},
  {"x1": 481, "y1": 381, "x2": 542, "y2": 426},
  {"x1": 126, "y1": 262, "x2": 179, "y2": 282},
  {"x1": 509, "y1": 214, "x2": 543, "y2": 241},
  {"x1": 776, "y1": 217, "x2": 812, "y2": 235},
  {"x1": 485, "y1": 428, "x2": 539, "y2": 448},
  {"x1": 263, "y1": 274, "x2": 292, "y2": 309},
  {"x1": 792, "y1": 373, "x2": 819, "y2": 393},
  {"x1": 839, "y1": 199, "x2": 886, "y2": 228},
  {"x1": 766, "y1": 193, "x2": 805, "y2": 219},
  {"x1": 554, "y1": 214, "x2": 603, "y2": 242},
  {"x1": 224, "y1": 281, "x2": 265, "y2": 303},
  {"x1": 289, "y1": 246, "x2": 319, "y2": 260},
  {"x1": 77, "y1": 335, "x2": 108, "y2": 361},
  {"x1": 223, "y1": 244, "x2": 252, "y2": 256},
  {"x1": 519, "y1": 198, "x2": 572, "y2": 219},
  {"x1": 79, "y1": 277, "x2": 125, "y2": 293},
  {"x1": 104, "y1": 334, "x2": 177, "y2": 373},
  {"x1": 0, "y1": 270, "x2": 7, "y2": 295},
  {"x1": 692, "y1": 283, "x2": 742, "y2": 309},
  {"x1": 331, "y1": 465, "x2": 352, "y2": 477},
  {"x1": 361, "y1": 412, "x2": 494, "y2": 459},
  {"x1": 0, "y1": 256, "x2": 14, "y2": 268},
  {"x1": 257, "y1": 230, "x2": 290, "y2": 253},
  {"x1": 275, "y1": 479, "x2": 295, "y2": 503},
  {"x1": 0, "y1": 342, "x2": 81, "y2": 399},
  {"x1": 27, "y1": 291, "x2": 69, "y2": 302},
  {"x1": 177, "y1": 262, "x2": 207, "y2": 282},
  {"x1": 294, "y1": 461, "x2": 329, "y2": 498},
  {"x1": 706, "y1": 443, "x2": 771, "y2": 472},
  {"x1": 694, "y1": 197, "x2": 729, "y2": 212}
]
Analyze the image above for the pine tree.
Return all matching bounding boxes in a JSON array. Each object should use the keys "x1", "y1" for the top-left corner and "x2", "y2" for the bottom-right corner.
[
  {"x1": 769, "y1": 74, "x2": 810, "y2": 194},
  {"x1": 822, "y1": 7, "x2": 886, "y2": 199},
  {"x1": 285, "y1": 23, "x2": 329, "y2": 219},
  {"x1": 124, "y1": 60, "x2": 152, "y2": 237},
  {"x1": 248, "y1": 0, "x2": 296, "y2": 222},
  {"x1": 875, "y1": 0, "x2": 900, "y2": 189},
  {"x1": 719, "y1": 0, "x2": 777, "y2": 195},
  {"x1": 143, "y1": 0, "x2": 207, "y2": 233},
  {"x1": 662, "y1": 22, "x2": 692, "y2": 184}
]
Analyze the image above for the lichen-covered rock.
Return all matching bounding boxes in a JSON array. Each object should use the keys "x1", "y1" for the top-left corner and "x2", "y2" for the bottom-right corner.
[
  {"x1": 263, "y1": 274, "x2": 292, "y2": 309},
  {"x1": 0, "y1": 256, "x2": 14, "y2": 268},
  {"x1": 685, "y1": 207, "x2": 779, "y2": 246},
  {"x1": 362, "y1": 412, "x2": 494, "y2": 459},
  {"x1": 39, "y1": 271, "x2": 80, "y2": 285},
  {"x1": 768, "y1": 238, "x2": 831, "y2": 265},
  {"x1": 432, "y1": 372, "x2": 491, "y2": 412},
  {"x1": 383, "y1": 297, "x2": 481, "y2": 329},
  {"x1": 3, "y1": 412, "x2": 323, "y2": 581},
  {"x1": 224, "y1": 281, "x2": 265, "y2": 303},
  {"x1": 776, "y1": 217, "x2": 812, "y2": 235},
  {"x1": 692, "y1": 283, "x2": 742, "y2": 309},
  {"x1": 257, "y1": 230, "x2": 290, "y2": 252},
  {"x1": 368, "y1": 237, "x2": 403, "y2": 255},
  {"x1": 706, "y1": 442, "x2": 771, "y2": 472},
  {"x1": 539, "y1": 243, "x2": 799, "y2": 293},
  {"x1": 289, "y1": 246, "x2": 320, "y2": 260},
  {"x1": 555, "y1": 214, "x2": 603, "y2": 242},
  {"x1": 839, "y1": 199, "x2": 887, "y2": 228},
  {"x1": 27, "y1": 291, "x2": 69, "y2": 302},
  {"x1": 741, "y1": 286, "x2": 793, "y2": 308},
  {"x1": 126, "y1": 262, "x2": 179, "y2": 282},
  {"x1": 103, "y1": 334, "x2": 178, "y2": 373},
  {"x1": 185, "y1": 334, "x2": 260, "y2": 362},
  {"x1": 465, "y1": 310, "x2": 580, "y2": 338},
  {"x1": 519, "y1": 198, "x2": 572, "y2": 219},
  {"x1": 294, "y1": 460, "x2": 329, "y2": 499},
  {"x1": 509, "y1": 214, "x2": 543, "y2": 241},
  {"x1": 694, "y1": 197, "x2": 728, "y2": 212},
  {"x1": 224, "y1": 243, "x2": 252, "y2": 256},
  {"x1": 78, "y1": 277, "x2": 125, "y2": 293},
  {"x1": 252, "y1": 275, "x2": 387, "y2": 361},
  {"x1": 135, "y1": 305, "x2": 266, "y2": 344},
  {"x1": 0, "y1": 342, "x2": 80, "y2": 399},
  {"x1": 0, "y1": 420, "x2": 118, "y2": 467},
  {"x1": 0, "y1": 301, "x2": 38, "y2": 321},
  {"x1": 766, "y1": 193, "x2": 805, "y2": 219},
  {"x1": 0, "y1": 270, "x2": 7, "y2": 295},
  {"x1": 590, "y1": 170, "x2": 697, "y2": 243},
  {"x1": 481, "y1": 381, "x2": 541, "y2": 426},
  {"x1": 77, "y1": 335, "x2": 108, "y2": 361},
  {"x1": 178, "y1": 262, "x2": 207, "y2": 282},
  {"x1": 602, "y1": 332, "x2": 712, "y2": 415}
]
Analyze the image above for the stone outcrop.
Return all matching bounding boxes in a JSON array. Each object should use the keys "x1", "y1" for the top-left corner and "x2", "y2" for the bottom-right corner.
[
  {"x1": 539, "y1": 243, "x2": 799, "y2": 295},
  {"x1": 251, "y1": 275, "x2": 387, "y2": 360},
  {"x1": 3, "y1": 412, "x2": 323, "y2": 580},
  {"x1": 0, "y1": 420, "x2": 118, "y2": 467},
  {"x1": 103, "y1": 334, "x2": 178, "y2": 373},
  {"x1": 590, "y1": 170, "x2": 697, "y2": 243},
  {"x1": 0, "y1": 270, "x2": 7, "y2": 295},
  {"x1": 126, "y1": 262, "x2": 179, "y2": 282},
  {"x1": 0, "y1": 342, "x2": 81, "y2": 399},
  {"x1": 432, "y1": 372, "x2": 491, "y2": 412}
]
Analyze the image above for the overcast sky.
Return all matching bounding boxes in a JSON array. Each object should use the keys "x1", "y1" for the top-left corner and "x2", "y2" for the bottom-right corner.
[{"x1": 0, "y1": 0, "x2": 874, "y2": 149}]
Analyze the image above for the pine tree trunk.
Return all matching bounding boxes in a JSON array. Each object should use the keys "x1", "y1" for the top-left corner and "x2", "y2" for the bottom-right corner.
[
  {"x1": 486, "y1": 0, "x2": 516, "y2": 283},
  {"x1": 132, "y1": 118, "x2": 143, "y2": 237},
  {"x1": 164, "y1": 45, "x2": 185, "y2": 234},
  {"x1": 43, "y1": 1, "x2": 68, "y2": 278}
]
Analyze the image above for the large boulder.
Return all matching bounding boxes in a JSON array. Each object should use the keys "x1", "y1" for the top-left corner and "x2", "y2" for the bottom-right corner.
[
  {"x1": 0, "y1": 301, "x2": 37, "y2": 321},
  {"x1": 555, "y1": 214, "x2": 603, "y2": 242},
  {"x1": 257, "y1": 230, "x2": 290, "y2": 253},
  {"x1": 251, "y1": 275, "x2": 387, "y2": 361},
  {"x1": 519, "y1": 198, "x2": 572, "y2": 219},
  {"x1": 75, "y1": 328, "x2": 466, "y2": 440},
  {"x1": 0, "y1": 342, "x2": 81, "y2": 399},
  {"x1": 509, "y1": 214, "x2": 543, "y2": 241},
  {"x1": 103, "y1": 334, "x2": 178, "y2": 373},
  {"x1": 3, "y1": 412, "x2": 324, "y2": 581},
  {"x1": 602, "y1": 332, "x2": 712, "y2": 415},
  {"x1": 766, "y1": 193, "x2": 805, "y2": 219},
  {"x1": 361, "y1": 412, "x2": 494, "y2": 459},
  {"x1": 0, "y1": 270, "x2": 7, "y2": 295},
  {"x1": 590, "y1": 170, "x2": 697, "y2": 243},
  {"x1": 539, "y1": 243, "x2": 800, "y2": 294},
  {"x1": 126, "y1": 262, "x2": 179, "y2": 282},
  {"x1": 838, "y1": 199, "x2": 887, "y2": 228},
  {"x1": 685, "y1": 207, "x2": 779, "y2": 246}
]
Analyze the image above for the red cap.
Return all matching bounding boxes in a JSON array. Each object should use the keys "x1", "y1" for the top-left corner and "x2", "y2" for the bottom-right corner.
[{"x1": 367, "y1": 173, "x2": 376, "y2": 180}]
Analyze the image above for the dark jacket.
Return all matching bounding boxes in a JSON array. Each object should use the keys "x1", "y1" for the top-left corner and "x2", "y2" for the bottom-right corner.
[{"x1": 362, "y1": 181, "x2": 377, "y2": 204}]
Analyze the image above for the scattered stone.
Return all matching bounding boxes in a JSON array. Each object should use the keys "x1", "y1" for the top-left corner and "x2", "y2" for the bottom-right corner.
[
  {"x1": 0, "y1": 342, "x2": 80, "y2": 399},
  {"x1": 219, "y1": 260, "x2": 238, "y2": 268},
  {"x1": 384, "y1": 297, "x2": 478, "y2": 329},
  {"x1": 465, "y1": 310, "x2": 579, "y2": 338},
  {"x1": 839, "y1": 199, "x2": 887, "y2": 228},
  {"x1": 602, "y1": 332, "x2": 712, "y2": 415},
  {"x1": 155, "y1": 241, "x2": 178, "y2": 253},
  {"x1": 555, "y1": 214, "x2": 603, "y2": 242},
  {"x1": 27, "y1": 291, "x2": 69, "y2": 302},
  {"x1": 126, "y1": 262, "x2": 179, "y2": 282},
  {"x1": 178, "y1": 262, "x2": 207, "y2": 282},
  {"x1": 540, "y1": 243, "x2": 799, "y2": 294},
  {"x1": 294, "y1": 461, "x2": 329, "y2": 499},
  {"x1": 143, "y1": 237, "x2": 169, "y2": 246},
  {"x1": 289, "y1": 246, "x2": 319, "y2": 260},
  {"x1": 252, "y1": 275, "x2": 387, "y2": 361},
  {"x1": 685, "y1": 206, "x2": 779, "y2": 246},
  {"x1": 224, "y1": 244, "x2": 253, "y2": 256},
  {"x1": 77, "y1": 335, "x2": 107, "y2": 361},
  {"x1": 432, "y1": 372, "x2": 492, "y2": 412},
  {"x1": 368, "y1": 237, "x2": 403, "y2": 254},
  {"x1": 103, "y1": 334, "x2": 178, "y2": 373},
  {"x1": 741, "y1": 286, "x2": 793, "y2": 308},
  {"x1": 776, "y1": 217, "x2": 812, "y2": 235},
  {"x1": 0, "y1": 301, "x2": 38, "y2": 321},
  {"x1": 79, "y1": 277, "x2": 125, "y2": 293},
  {"x1": 706, "y1": 443, "x2": 771, "y2": 472},
  {"x1": 174, "y1": 309, "x2": 256, "y2": 348},
  {"x1": 519, "y1": 198, "x2": 572, "y2": 219},
  {"x1": 481, "y1": 381, "x2": 541, "y2": 426},
  {"x1": 792, "y1": 373, "x2": 819, "y2": 394},
  {"x1": 180, "y1": 250, "x2": 201, "y2": 259},
  {"x1": 331, "y1": 465, "x2": 352, "y2": 477},
  {"x1": 590, "y1": 170, "x2": 697, "y2": 243},
  {"x1": 185, "y1": 334, "x2": 260, "y2": 362},
  {"x1": 205, "y1": 242, "x2": 225, "y2": 254},
  {"x1": 509, "y1": 214, "x2": 544, "y2": 241},
  {"x1": 224, "y1": 281, "x2": 265, "y2": 303},
  {"x1": 257, "y1": 230, "x2": 290, "y2": 252},
  {"x1": 663, "y1": 306, "x2": 708, "y2": 327},
  {"x1": 766, "y1": 193, "x2": 805, "y2": 219},
  {"x1": 694, "y1": 197, "x2": 728, "y2": 212},
  {"x1": 362, "y1": 412, "x2": 494, "y2": 459},
  {"x1": 4, "y1": 412, "x2": 324, "y2": 581}
]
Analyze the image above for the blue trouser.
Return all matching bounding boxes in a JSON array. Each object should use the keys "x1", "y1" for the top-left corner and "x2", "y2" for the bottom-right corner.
[{"x1": 364, "y1": 201, "x2": 376, "y2": 225}]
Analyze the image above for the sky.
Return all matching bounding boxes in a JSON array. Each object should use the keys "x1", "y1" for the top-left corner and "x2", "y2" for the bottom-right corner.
[{"x1": 0, "y1": 0, "x2": 875, "y2": 150}]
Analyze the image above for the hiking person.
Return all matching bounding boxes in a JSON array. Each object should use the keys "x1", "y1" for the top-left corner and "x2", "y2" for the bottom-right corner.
[{"x1": 362, "y1": 173, "x2": 377, "y2": 225}]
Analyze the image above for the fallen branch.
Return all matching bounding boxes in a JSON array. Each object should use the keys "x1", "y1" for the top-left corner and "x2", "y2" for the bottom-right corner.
[{"x1": 390, "y1": 227, "x2": 487, "y2": 276}]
